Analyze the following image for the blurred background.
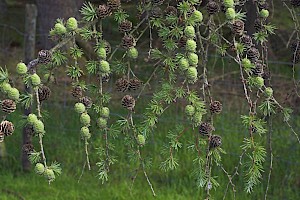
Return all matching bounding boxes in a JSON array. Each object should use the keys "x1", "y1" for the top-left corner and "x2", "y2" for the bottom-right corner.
[{"x1": 0, "y1": 0, "x2": 300, "y2": 199}]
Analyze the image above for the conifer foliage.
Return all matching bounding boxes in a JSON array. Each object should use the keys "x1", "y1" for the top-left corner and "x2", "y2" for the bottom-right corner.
[{"x1": 0, "y1": 0, "x2": 299, "y2": 198}]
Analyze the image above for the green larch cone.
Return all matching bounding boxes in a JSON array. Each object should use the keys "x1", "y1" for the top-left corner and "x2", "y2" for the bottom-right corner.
[
  {"x1": 31, "y1": 73, "x2": 41, "y2": 86},
  {"x1": 80, "y1": 126, "x2": 91, "y2": 139},
  {"x1": 137, "y1": 134, "x2": 145, "y2": 146},
  {"x1": 184, "y1": 26, "x2": 195, "y2": 38},
  {"x1": 226, "y1": 8, "x2": 235, "y2": 20},
  {"x1": 193, "y1": 112, "x2": 202, "y2": 126},
  {"x1": 54, "y1": 23, "x2": 67, "y2": 35},
  {"x1": 100, "y1": 107, "x2": 110, "y2": 118},
  {"x1": 186, "y1": 67, "x2": 198, "y2": 83},
  {"x1": 27, "y1": 113, "x2": 38, "y2": 125},
  {"x1": 35, "y1": 163, "x2": 45, "y2": 175},
  {"x1": 224, "y1": 0, "x2": 234, "y2": 8},
  {"x1": 74, "y1": 103, "x2": 86, "y2": 114},
  {"x1": 98, "y1": 48, "x2": 107, "y2": 60},
  {"x1": 80, "y1": 113, "x2": 91, "y2": 126},
  {"x1": 188, "y1": 53, "x2": 199, "y2": 66},
  {"x1": 33, "y1": 120, "x2": 45, "y2": 134},
  {"x1": 185, "y1": 105, "x2": 195, "y2": 116},
  {"x1": 191, "y1": 10, "x2": 203, "y2": 23},
  {"x1": 16, "y1": 62, "x2": 27, "y2": 75},
  {"x1": 44, "y1": 169, "x2": 55, "y2": 182},
  {"x1": 260, "y1": 9, "x2": 269, "y2": 18},
  {"x1": 265, "y1": 87, "x2": 273, "y2": 98},
  {"x1": 99, "y1": 60, "x2": 110, "y2": 73},
  {"x1": 8, "y1": 88, "x2": 20, "y2": 101},
  {"x1": 97, "y1": 117, "x2": 107, "y2": 129},
  {"x1": 186, "y1": 39, "x2": 197, "y2": 52},
  {"x1": 242, "y1": 58, "x2": 253, "y2": 70},
  {"x1": 127, "y1": 47, "x2": 138, "y2": 59},
  {"x1": 1, "y1": 82, "x2": 12, "y2": 94},
  {"x1": 253, "y1": 77, "x2": 264, "y2": 88},
  {"x1": 178, "y1": 57, "x2": 189, "y2": 71},
  {"x1": 66, "y1": 17, "x2": 78, "y2": 31}
]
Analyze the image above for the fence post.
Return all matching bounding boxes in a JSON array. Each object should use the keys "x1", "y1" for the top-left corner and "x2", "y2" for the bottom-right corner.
[{"x1": 22, "y1": 4, "x2": 37, "y2": 171}]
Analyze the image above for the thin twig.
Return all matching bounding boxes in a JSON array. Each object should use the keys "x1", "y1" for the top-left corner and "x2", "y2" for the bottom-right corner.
[
  {"x1": 85, "y1": 138, "x2": 91, "y2": 170},
  {"x1": 128, "y1": 113, "x2": 156, "y2": 196}
]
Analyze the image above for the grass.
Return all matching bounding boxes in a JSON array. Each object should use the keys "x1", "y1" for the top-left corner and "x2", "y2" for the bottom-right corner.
[{"x1": 0, "y1": 98, "x2": 299, "y2": 200}]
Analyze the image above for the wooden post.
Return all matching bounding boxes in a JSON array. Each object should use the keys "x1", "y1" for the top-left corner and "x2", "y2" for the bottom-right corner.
[{"x1": 22, "y1": 4, "x2": 37, "y2": 172}]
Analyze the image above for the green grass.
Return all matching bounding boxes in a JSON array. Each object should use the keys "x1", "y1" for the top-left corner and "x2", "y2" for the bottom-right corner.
[{"x1": 0, "y1": 99, "x2": 299, "y2": 200}]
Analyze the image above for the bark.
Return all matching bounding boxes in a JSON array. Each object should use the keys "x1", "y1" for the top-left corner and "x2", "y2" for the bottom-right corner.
[
  {"x1": 36, "y1": 0, "x2": 84, "y2": 49},
  {"x1": 0, "y1": 0, "x2": 7, "y2": 16},
  {"x1": 245, "y1": 0, "x2": 256, "y2": 35},
  {"x1": 22, "y1": 4, "x2": 37, "y2": 172}
]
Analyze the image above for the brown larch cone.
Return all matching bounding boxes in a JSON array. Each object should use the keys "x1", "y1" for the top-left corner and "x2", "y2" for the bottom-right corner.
[
  {"x1": 240, "y1": 35, "x2": 253, "y2": 49},
  {"x1": 122, "y1": 35, "x2": 136, "y2": 49},
  {"x1": 291, "y1": 0, "x2": 300, "y2": 7},
  {"x1": 0, "y1": 120, "x2": 14, "y2": 136},
  {"x1": 165, "y1": 6, "x2": 177, "y2": 16},
  {"x1": 1, "y1": 99, "x2": 16, "y2": 114},
  {"x1": 292, "y1": 51, "x2": 300, "y2": 64},
  {"x1": 232, "y1": 20, "x2": 245, "y2": 35},
  {"x1": 206, "y1": 1, "x2": 219, "y2": 15},
  {"x1": 119, "y1": 20, "x2": 132, "y2": 33},
  {"x1": 151, "y1": 7, "x2": 163, "y2": 18},
  {"x1": 121, "y1": 95, "x2": 135, "y2": 110},
  {"x1": 71, "y1": 86, "x2": 83, "y2": 99},
  {"x1": 101, "y1": 74, "x2": 110, "y2": 83},
  {"x1": 80, "y1": 96, "x2": 93, "y2": 108},
  {"x1": 38, "y1": 50, "x2": 52, "y2": 64},
  {"x1": 97, "y1": 4, "x2": 111, "y2": 19},
  {"x1": 107, "y1": 0, "x2": 121, "y2": 11},
  {"x1": 247, "y1": 47, "x2": 260, "y2": 63},
  {"x1": 209, "y1": 135, "x2": 222, "y2": 150},
  {"x1": 254, "y1": 18, "x2": 263, "y2": 31},
  {"x1": 22, "y1": 143, "x2": 34, "y2": 154},
  {"x1": 38, "y1": 85, "x2": 51, "y2": 101},
  {"x1": 210, "y1": 101, "x2": 223, "y2": 114},
  {"x1": 128, "y1": 78, "x2": 142, "y2": 91},
  {"x1": 116, "y1": 78, "x2": 129, "y2": 92},
  {"x1": 251, "y1": 61, "x2": 264, "y2": 76},
  {"x1": 290, "y1": 39, "x2": 300, "y2": 52},
  {"x1": 199, "y1": 122, "x2": 214, "y2": 136}
]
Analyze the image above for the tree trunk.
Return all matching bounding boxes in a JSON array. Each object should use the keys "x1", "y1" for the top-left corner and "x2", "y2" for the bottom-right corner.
[
  {"x1": 36, "y1": 0, "x2": 84, "y2": 49},
  {"x1": 245, "y1": 0, "x2": 256, "y2": 35},
  {"x1": 0, "y1": 0, "x2": 7, "y2": 17},
  {"x1": 22, "y1": 4, "x2": 37, "y2": 172}
]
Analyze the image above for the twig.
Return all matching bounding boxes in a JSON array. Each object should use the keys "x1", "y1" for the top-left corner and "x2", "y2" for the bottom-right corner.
[
  {"x1": 220, "y1": 165, "x2": 236, "y2": 200},
  {"x1": 78, "y1": 161, "x2": 86, "y2": 183},
  {"x1": 223, "y1": 150, "x2": 246, "y2": 199},
  {"x1": 35, "y1": 89, "x2": 47, "y2": 168},
  {"x1": 128, "y1": 113, "x2": 156, "y2": 196},
  {"x1": 84, "y1": 138, "x2": 91, "y2": 170}
]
